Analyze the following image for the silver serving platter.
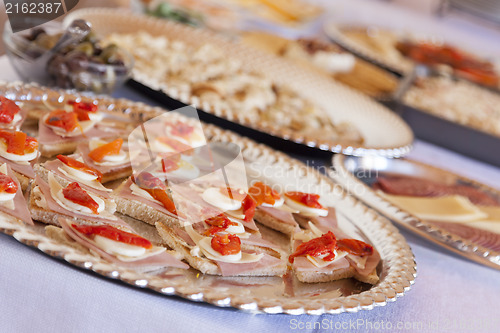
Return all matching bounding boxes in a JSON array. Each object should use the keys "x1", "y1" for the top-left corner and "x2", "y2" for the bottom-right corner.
[
  {"x1": 331, "y1": 154, "x2": 500, "y2": 271},
  {"x1": 0, "y1": 81, "x2": 416, "y2": 315}
]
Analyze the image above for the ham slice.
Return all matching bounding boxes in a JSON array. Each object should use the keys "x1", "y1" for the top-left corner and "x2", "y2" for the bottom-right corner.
[
  {"x1": 374, "y1": 175, "x2": 499, "y2": 206},
  {"x1": 173, "y1": 227, "x2": 196, "y2": 246},
  {"x1": 37, "y1": 118, "x2": 125, "y2": 145},
  {"x1": 242, "y1": 234, "x2": 281, "y2": 249},
  {"x1": 77, "y1": 143, "x2": 131, "y2": 175},
  {"x1": 34, "y1": 175, "x2": 129, "y2": 228},
  {"x1": 215, "y1": 253, "x2": 283, "y2": 276},
  {"x1": 115, "y1": 178, "x2": 178, "y2": 219},
  {"x1": 43, "y1": 159, "x2": 111, "y2": 198},
  {"x1": 346, "y1": 248, "x2": 380, "y2": 277},
  {"x1": 59, "y1": 217, "x2": 188, "y2": 269},
  {"x1": 256, "y1": 206, "x2": 297, "y2": 225},
  {"x1": 293, "y1": 256, "x2": 350, "y2": 272},
  {"x1": 0, "y1": 164, "x2": 33, "y2": 225},
  {"x1": 0, "y1": 156, "x2": 35, "y2": 178}
]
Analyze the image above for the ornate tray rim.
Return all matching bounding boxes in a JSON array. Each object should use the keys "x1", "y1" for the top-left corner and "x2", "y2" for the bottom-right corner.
[
  {"x1": 62, "y1": 8, "x2": 414, "y2": 158},
  {"x1": 331, "y1": 154, "x2": 500, "y2": 271},
  {"x1": 0, "y1": 81, "x2": 416, "y2": 315}
]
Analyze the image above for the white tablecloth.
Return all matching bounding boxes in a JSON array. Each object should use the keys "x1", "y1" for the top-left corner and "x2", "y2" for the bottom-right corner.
[{"x1": 2, "y1": 1, "x2": 500, "y2": 332}]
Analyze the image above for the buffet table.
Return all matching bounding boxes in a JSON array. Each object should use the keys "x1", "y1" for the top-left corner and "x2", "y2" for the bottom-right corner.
[{"x1": 0, "y1": 56, "x2": 499, "y2": 332}]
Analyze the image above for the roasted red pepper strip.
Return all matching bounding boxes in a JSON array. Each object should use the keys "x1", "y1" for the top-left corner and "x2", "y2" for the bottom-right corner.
[
  {"x1": 0, "y1": 97, "x2": 20, "y2": 124},
  {"x1": 248, "y1": 182, "x2": 280, "y2": 206},
  {"x1": 170, "y1": 121, "x2": 195, "y2": 138},
  {"x1": 57, "y1": 155, "x2": 103, "y2": 182},
  {"x1": 88, "y1": 138, "x2": 123, "y2": 163},
  {"x1": 62, "y1": 182, "x2": 99, "y2": 214},
  {"x1": 72, "y1": 223, "x2": 152, "y2": 249},
  {"x1": 161, "y1": 153, "x2": 181, "y2": 173},
  {"x1": 336, "y1": 238, "x2": 374, "y2": 257},
  {"x1": 0, "y1": 130, "x2": 38, "y2": 155},
  {"x1": 46, "y1": 110, "x2": 80, "y2": 133},
  {"x1": 0, "y1": 173, "x2": 18, "y2": 194},
  {"x1": 204, "y1": 213, "x2": 237, "y2": 235},
  {"x1": 211, "y1": 234, "x2": 241, "y2": 255},
  {"x1": 241, "y1": 195, "x2": 256, "y2": 222},
  {"x1": 289, "y1": 231, "x2": 337, "y2": 263},
  {"x1": 285, "y1": 191, "x2": 324, "y2": 209},
  {"x1": 132, "y1": 172, "x2": 177, "y2": 215}
]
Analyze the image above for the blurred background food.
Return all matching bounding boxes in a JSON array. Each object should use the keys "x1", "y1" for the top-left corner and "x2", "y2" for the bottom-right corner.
[{"x1": 241, "y1": 31, "x2": 399, "y2": 99}]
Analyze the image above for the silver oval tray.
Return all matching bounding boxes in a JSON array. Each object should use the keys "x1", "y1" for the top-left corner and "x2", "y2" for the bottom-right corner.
[
  {"x1": 331, "y1": 154, "x2": 500, "y2": 270},
  {"x1": 0, "y1": 81, "x2": 416, "y2": 315},
  {"x1": 62, "y1": 8, "x2": 414, "y2": 158}
]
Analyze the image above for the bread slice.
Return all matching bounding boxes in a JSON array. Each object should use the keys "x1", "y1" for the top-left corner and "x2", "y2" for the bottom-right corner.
[
  {"x1": 155, "y1": 222, "x2": 286, "y2": 276},
  {"x1": 13, "y1": 170, "x2": 30, "y2": 192},
  {"x1": 39, "y1": 141, "x2": 79, "y2": 158},
  {"x1": 253, "y1": 208, "x2": 298, "y2": 236},
  {"x1": 113, "y1": 181, "x2": 179, "y2": 227},
  {"x1": 100, "y1": 166, "x2": 132, "y2": 184},
  {"x1": 294, "y1": 266, "x2": 356, "y2": 283}
]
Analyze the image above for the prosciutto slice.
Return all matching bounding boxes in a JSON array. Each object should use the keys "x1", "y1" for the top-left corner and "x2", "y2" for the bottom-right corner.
[
  {"x1": 43, "y1": 159, "x2": 111, "y2": 198},
  {"x1": 293, "y1": 256, "x2": 350, "y2": 272},
  {"x1": 0, "y1": 156, "x2": 35, "y2": 178},
  {"x1": 346, "y1": 248, "x2": 380, "y2": 277},
  {"x1": 37, "y1": 118, "x2": 125, "y2": 145},
  {"x1": 0, "y1": 164, "x2": 33, "y2": 225},
  {"x1": 242, "y1": 234, "x2": 281, "y2": 249},
  {"x1": 59, "y1": 218, "x2": 188, "y2": 269},
  {"x1": 256, "y1": 206, "x2": 297, "y2": 225},
  {"x1": 374, "y1": 175, "x2": 499, "y2": 206},
  {"x1": 34, "y1": 175, "x2": 129, "y2": 228},
  {"x1": 215, "y1": 253, "x2": 283, "y2": 277}
]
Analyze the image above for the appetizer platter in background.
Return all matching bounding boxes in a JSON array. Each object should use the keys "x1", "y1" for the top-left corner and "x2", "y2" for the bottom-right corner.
[
  {"x1": 395, "y1": 70, "x2": 500, "y2": 167},
  {"x1": 324, "y1": 23, "x2": 500, "y2": 90},
  {"x1": 331, "y1": 155, "x2": 500, "y2": 270},
  {"x1": 63, "y1": 8, "x2": 413, "y2": 157},
  {"x1": 240, "y1": 31, "x2": 399, "y2": 100},
  {"x1": 0, "y1": 81, "x2": 416, "y2": 315}
]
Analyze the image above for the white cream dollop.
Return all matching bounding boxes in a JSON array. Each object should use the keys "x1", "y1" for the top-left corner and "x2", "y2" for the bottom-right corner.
[{"x1": 202, "y1": 187, "x2": 242, "y2": 211}]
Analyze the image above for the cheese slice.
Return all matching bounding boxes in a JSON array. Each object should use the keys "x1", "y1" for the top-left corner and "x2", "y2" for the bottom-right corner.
[
  {"x1": 379, "y1": 193, "x2": 487, "y2": 222},
  {"x1": 463, "y1": 221, "x2": 500, "y2": 235},
  {"x1": 462, "y1": 206, "x2": 500, "y2": 235}
]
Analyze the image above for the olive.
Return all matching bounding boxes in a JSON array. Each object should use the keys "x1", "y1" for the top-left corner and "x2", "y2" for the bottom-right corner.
[
  {"x1": 73, "y1": 42, "x2": 94, "y2": 57},
  {"x1": 35, "y1": 33, "x2": 58, "y2": 50},
  {"x1": 100, "y1": 44, "x2": 121, "y2": 64},
  {"x1": 28, "y1": 28, "x2": 46, "y2": 41}
]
